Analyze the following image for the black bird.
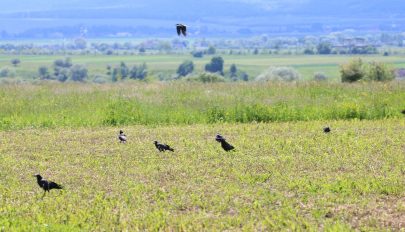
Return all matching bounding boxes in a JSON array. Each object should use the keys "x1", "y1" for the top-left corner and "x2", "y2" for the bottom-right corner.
[
  {"x1": 34, "y1": 174, "x2": 63, "y2": 194},
  {"x1": 118, "y1": 130, "x2": 127, "y2": 143},
  {"x1": 401, "y1": 109, "x2": 405, "y2": 115},
  {"x1": 176, "y1": 24, "x2": 187, "y2": 36},
  {"x1": 215, "y1": 133, "x2": 235, "y2": 152},
  {"x1": 323, "y1": 127, "x2": 331, "y2": 133},
  {"x1": 154, "y1": 141, "x2": 174, "y2": 152}
]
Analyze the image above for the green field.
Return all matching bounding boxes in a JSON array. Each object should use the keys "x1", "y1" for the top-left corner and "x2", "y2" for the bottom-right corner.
[
  {"x1": 0, "y1": 82, "x2": 404, "y2": 130},
  {"x1": 0, "y1": 120, "x2": 404, "y2": 230},
  {"x1": 2, "y1": 54, "x2": 405, "y2": 81},
  {"x1": 0, "y1": 79, "x2": 404, "y2": 230}
]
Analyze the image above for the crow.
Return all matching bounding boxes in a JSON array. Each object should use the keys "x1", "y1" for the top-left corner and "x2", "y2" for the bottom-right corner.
[
  {"x1": 215, "y1": 134, "x2": 235, "y2": 152},
  {"x1": 154, "y1": 141, "x2": 174, "y2": 152},
  {"x1": 34, "y1": 174, "x2": 63, "y2": 195},
  {"x1": 402, "y1": 109, "x2": 405, "y2": 115},
  {"x1": 323, "y1": 127, "x2": 331, "y2": 133},
  {"x1": 176, "y1": 24, "x2": 187, "y2": 36},
  {"x1": 118, "y1": 130, "x2": 127, "y2": 143}
]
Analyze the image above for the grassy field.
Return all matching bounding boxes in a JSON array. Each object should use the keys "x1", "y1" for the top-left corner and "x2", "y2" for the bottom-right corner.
[
  {"x1": 0, "y1": 120, "x2": 404, "y2": 230},
  {"x1": 0, "y1": 81, "x2": 404, "y2": 230},
  {"x1": 2, "y1": 54, "x2": 405, "y2": 81},
  {"x1": 0, "y1": 82, "x2": 404, "y2": 130}
]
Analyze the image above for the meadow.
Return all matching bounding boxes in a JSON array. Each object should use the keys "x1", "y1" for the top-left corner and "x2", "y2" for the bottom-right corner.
[
  {"x1": 0, "y1": 82, "x2": 404, "y2": 130},
  {"x1": 0, "y1": 120, "x2": 404, "y2": 230},
  {"x1": 2, "y1": 54, "x2": 405, "y2": 81},
  {"x1": 0, "y1": 67, "x2": 404, "y2": 230}
]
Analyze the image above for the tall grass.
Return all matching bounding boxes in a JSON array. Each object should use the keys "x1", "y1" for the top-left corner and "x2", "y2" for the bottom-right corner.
[{"x1": 0, "y1": 81, "x2": 404, "y2": 130}]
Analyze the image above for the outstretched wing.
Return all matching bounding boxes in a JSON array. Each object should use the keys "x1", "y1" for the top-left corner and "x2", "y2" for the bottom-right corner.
[
  {"x1": 181, "y1": 25, "x2": 187, "y2": 36},
  {"x1": 176, "y1": 25, "x2": 181, "y2": 36}
]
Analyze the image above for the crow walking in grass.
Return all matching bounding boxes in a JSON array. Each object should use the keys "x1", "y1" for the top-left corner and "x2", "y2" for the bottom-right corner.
[
  {"x1": 323, "y1": 127, "x2": 331, "y2": 133},
  {"x1": 176, "y1": 24, "x2": 187, "y2": 36},
  {"x1": 154, "y1": 141, "x2": 174, "y2": 152},
  {"x1": 34, "y1": 174, "x2": 63, "y2": 195},
  {"x1": 402, "y1": 109, "x2": 405, "y2": 115},
  {"x1": 215, "y1": 133, "x2": 235, "y2": 152},
  {"x1": 118, "y1": 130, "x2": 127, "y2": 143}
]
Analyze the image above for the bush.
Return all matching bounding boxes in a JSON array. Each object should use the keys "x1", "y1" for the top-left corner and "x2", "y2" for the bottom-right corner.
[
  {"x1": 70, "y1": 65, "x2": 88, "y2": 82},
  {"x1": 0, "y1": 67, "x2": 16, "y2": 78},
  {"x1": 314, "y1": 72, "x2": 327, "y2": 81},
  {"x1": 256, "y1": 67, "x2": 301, "y2": 82},
  {"x1": 365, "y1": 62, "x2": 395, "y2": 82},
  {"x1": 54, "y1": 57, "x2": 72, "y2": 68},
  {"x1": 191, "y1": 51, "x2": 204, "y2": 58},
  {"x1": 129, "y1": 63, "x2": 148, "y2": 80},
  {"x1": 11, "y1": 58, "x2": 21, "y2": 67},
  {"x1": 38, "y1": 66, "x2": 51, "y2": 79},
  {"x1": 205, "y1": 56, "x2": 224, "y2": 75},
  {"x1": 317, "y1": 42, "x2": 332, "y2": 54},
  {"x1": 340, "y1": 58, "x2": 365, "y2": 83},
  {"x1": 188, "y1": 72, "x2": 225, "y2": 83},
  {"x1": 177, "y1": 60, "x2": 194, "y2": 77}
]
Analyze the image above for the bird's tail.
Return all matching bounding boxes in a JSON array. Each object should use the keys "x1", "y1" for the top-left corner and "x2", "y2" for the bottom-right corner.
[
  {"x1": 169, "y1": 148, "x2": 174, "y2": 152},
  {"x1": 55, "y1": 184, "x2": 63, "y2": 189}
]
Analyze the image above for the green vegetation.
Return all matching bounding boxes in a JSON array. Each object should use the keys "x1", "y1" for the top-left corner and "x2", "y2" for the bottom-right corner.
[
  {"x1": 0, "y1": 82, "x2": 403, "y2": 130},
  {"x1": 341, "y1": 58, "x2": 396, "y2": 83},
  {"x1": 0, "y1": 120, "x2": 404, "y2": 230},
  {"x1": 1, "y1": 54, "x2": 405, "y2": 82}
]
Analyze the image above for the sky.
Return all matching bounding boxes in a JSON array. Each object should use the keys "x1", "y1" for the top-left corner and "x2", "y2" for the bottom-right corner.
[{"x1": 0, "y1": 0, "x2": 405, "y2": 37}]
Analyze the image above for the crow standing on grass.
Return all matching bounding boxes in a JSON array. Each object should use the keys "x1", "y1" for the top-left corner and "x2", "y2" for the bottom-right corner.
[
  {"x1": 118, "y1": 130, "x2": 127, "y2": 143},
  {"x1": 176, "y1": 24, "x2": 187, "y2": 36},
  {"x1": 154, "y1": 141, "x2": 174, "y2": 152},
  {"x1": 323, "y1": 127, "x2": 331, "y2": 133},
  {"x1": 215, "y1": 133, "x2": 235, "y2": 152},
  {"x1": 34, "y1": 174, "x2": 63, "y2": 195}
]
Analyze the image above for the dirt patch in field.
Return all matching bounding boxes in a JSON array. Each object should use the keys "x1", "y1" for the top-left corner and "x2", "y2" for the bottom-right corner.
[{"x1": 334, "y1": 196, "x2": 405, "y2": 230}]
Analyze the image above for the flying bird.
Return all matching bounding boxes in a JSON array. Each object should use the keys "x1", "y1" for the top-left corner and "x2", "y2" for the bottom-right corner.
[
  {"x1": 34, "y1": 174, "x2": 63, "y2": 195},
  {"x1": 176, "y1": 24, "x2": 187, "y2": 37},
  {"x1": 118, "y1": 130, "x2": 127, "y2": 143},
  {"x1": 215, "y1": 133, "x2": 235, "y2": 152},
  {"x1": 154, "y1": 141, "x2": 174, "y2": 152},
  {"x1": 323, "y1": 127, "x2": 331, "y2": 133}
]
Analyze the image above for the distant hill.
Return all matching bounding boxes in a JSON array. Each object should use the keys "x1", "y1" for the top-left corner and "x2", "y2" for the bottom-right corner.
[{"x1": 1, "y1": 0, "x2": 405, "y2": 38}]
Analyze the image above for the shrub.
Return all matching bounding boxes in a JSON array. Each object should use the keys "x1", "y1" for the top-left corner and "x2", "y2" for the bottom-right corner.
[
  {"x1": 11, "y1": 58, "x2": 21, "y2": 67},
  {"x1": 365, "y1": 62, "x2": 395, "y2": 82},
  {"x1": 256, "y1": 67, "x2": 301, "y2": 82},
  {"x1": 177, "y1": 60, "x2": 194, "y2": 77},
  {"x1": 70, "y1": 65, "x2": 88, "y2": 82},
  {"x1": 38, "y1": 66, "x2": 51, "y2": 79},
  {"x1": 0, "y1": 67, "x2": 15, "y2": 77},
  {"x1": 314, "y1": 72, "x2": 327, "y2": 81},
  {"x1": 205, "y1": 56, "x2": 224, "y2": 75},
  {"x1": 189, "y1": 72, "x2": 225, "y2": 83},
  {"x1": 191, "y1": 51, "x2": 204, "y2": 58},
  {"x1": 340, "y1": 58, "x2": 365, "y2": 83}
]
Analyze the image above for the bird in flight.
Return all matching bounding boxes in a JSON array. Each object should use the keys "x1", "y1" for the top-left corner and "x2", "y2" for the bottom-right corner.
[
  {"x1": 118, "y1": 130, "x2": 127, "y2": 143},
  {"x1": 34, "y1": 174, "x2": 63, "y2": 196},
  {"x1": 154, "y1": 141, "x2": 174, "y2": 152},
  {"x1": 215, "y1": 133, "x2": 235, "y2": 152},
  {"x1": 176, "y1": 24, "x2": 187, "y2": 37}
]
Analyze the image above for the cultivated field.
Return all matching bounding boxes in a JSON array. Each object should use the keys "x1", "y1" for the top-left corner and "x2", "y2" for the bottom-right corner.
[
  {"x1": 2, "y1": 54, "x2": 405, "y2": 81},
  {"x1": 0, "y1": 120, "x2": 404, "y2": 230}
]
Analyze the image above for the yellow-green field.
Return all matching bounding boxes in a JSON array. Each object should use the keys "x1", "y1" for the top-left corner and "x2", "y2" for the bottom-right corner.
[
  {"x1": 0, "y1": 120, "x2": 404, "y2": 230},
  {"x1": 2, "y1": 54, "x2": 405, "y2": 81}
]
